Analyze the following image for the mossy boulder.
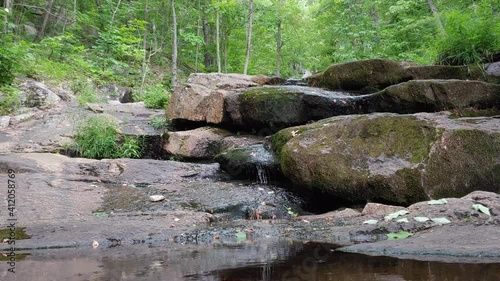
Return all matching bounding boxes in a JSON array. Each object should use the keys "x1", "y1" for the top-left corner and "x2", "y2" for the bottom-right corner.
[
  {"x1": 370, "y1": 80, "x2": 500, "y2": 114},
  {"x1": 225, "y1": 86, "x2": 371, "y2": 133},
  {"x1": 307, "y1": 59, "x2": 412, "y2": 92},
  {"x1": 166, "y1": 73, "x2": 273, "y2": 125},
  {"x1": 405, "y1": 65, "x2": 500, "y2": 83},
  {"x1": 276, "y1": 113, "x2": 500, "y2": 205}
]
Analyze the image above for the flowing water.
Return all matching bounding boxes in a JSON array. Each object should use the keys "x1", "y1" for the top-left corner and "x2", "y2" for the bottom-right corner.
[{"x1": 3, "y1": 240, "x2": 498, "y2": 281}]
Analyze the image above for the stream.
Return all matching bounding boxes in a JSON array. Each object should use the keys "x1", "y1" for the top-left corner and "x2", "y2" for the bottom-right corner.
[{"x1": 2, "y1": 240, "x2": 498, "y2": 281}]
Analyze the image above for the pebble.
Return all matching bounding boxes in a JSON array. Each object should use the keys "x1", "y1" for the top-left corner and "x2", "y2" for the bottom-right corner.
[{"x1": 150, "y1": 195, "x2": 166, "y2": 202}]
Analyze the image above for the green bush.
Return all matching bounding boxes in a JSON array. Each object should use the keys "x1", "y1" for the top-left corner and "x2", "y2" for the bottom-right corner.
[
  {"x1": 0, "y1": 85, "x2": 20, "y2": 115},
  {"x1": 73, "y1": 116, "x2": 120, "y2": 159},
  {"x1": 72, "y1": 116, "x2": 143, "y2": 159},
  {"x1": 140, "y1": 84, "x2": 171, "y2": 109},
  {"x1": 435, "y1": 5, "x2": 500, "y2": 65},
  {"x1": 150, "y1": 115, "x2": 170, "y2": 130},
  {"x1": 0, "y1": 45, "x2": 16, "y2": 86}
]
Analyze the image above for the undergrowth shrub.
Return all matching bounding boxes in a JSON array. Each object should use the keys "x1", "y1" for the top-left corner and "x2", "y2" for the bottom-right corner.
[
  {"x1": 0, "y1": 85, "x2": 20, "y2": 115},
  {"x1": 435, "y1": 4, "x2": 500, "y2": 65},
  {"x1": 140, "y1": 84, "x2": 171, "y2": 109},
  {"x1": 71, "y1": 116, "x2": 143, "y2": 159}
]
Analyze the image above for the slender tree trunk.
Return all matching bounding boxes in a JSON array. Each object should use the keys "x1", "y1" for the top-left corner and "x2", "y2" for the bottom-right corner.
[
  {"x1": 195, "y1": 0, "x2": 201, "y2": 72},
  {"x1": 216, "y1": 0, "x2": 221, "y2": 73},
  {"x1": 140, "y1": 0, "x2": 149, "y2": 93},
  {"x1": 427, "y1": 0, "x2": 445, "y2": 35},
  {"x1": 202, "y1": 15, "x2": 212, "y2": 69},
  {"x1": 275, "y1": 0, "x2": 283, "y2": 77},
  {"x1": 171, "y1": 0, "x2": 178, "y2": 87},
  {"x1": 243, "y1": 0, "x2": 254, "y2": 75},
  {"x1": 73, "y1": 0, "x2": 77, "y2": 26},
  {"x1": 110, "y1": 0, "x2": 122, "y2": 28},
  {"x1": 34, "y1": 0, "x2": 54, "y2": 42},
  {"x1": 3, "y1": 0, "x2": 12, "y2": 36}
]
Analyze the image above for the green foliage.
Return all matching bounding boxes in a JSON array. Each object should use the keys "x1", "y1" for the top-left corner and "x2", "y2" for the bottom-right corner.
[
  {"x1": 72, "y1": 80, "x2": 105, "y2": 106},
  {"x1": 72, "y1": 116, "x2": 144, "y2": 159},
  {"x1": 150, "y1": 115, "x2": 170, "y2": 130},
  {"x1": 118, "y1": 136, "x2": 143, "y2": 158},
  {"x1": 140, "y1": 84, "x2": 171, "y2": 109},
  {"x1": 73, "y1": 116, "x2": 120, "y2": 159},
  {"x1": 0, "y1": 85, "x2": 20, "y2": 115},
  {"x1": 0, "y1": 47, "x2": 16, "y2": 86},
  {"x1": 435, "y1": 4, "x2": 500, "y2": 65}
]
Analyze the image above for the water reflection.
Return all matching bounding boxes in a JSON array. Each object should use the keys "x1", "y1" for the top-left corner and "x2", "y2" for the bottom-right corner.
[{"x1": 2, "y1": 240, "x2": 499, "y2": 281}]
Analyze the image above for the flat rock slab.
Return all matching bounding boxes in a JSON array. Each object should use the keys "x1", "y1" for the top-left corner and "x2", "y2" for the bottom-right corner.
[{"x1": 338, "y1": 225, "x2": 500, "y2": 262}]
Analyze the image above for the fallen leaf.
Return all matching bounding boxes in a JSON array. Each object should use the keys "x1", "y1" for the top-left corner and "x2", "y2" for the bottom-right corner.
[
  {"x1": 92, "y1": 240, "x2": 99, "y2": 249},
  {"x1": 363, "y1": 219, "x2": 378, "y2": 225},
  {"x1": 431, "y1": 217, "x2": 451, "y2": 225},
  {"x1": 428, "y1": 199, "x2": 448, "y2": 205},
  {"x1": 384, "y1": 210, "x2": 409, "y2": 221},
  {"x1": 396, "y1": 218, "x2": 409, "y2": 223},
  {"x1": 472, "y1": 204, "x2": 491, "y2": 216},
  {"x1": 235, "y1": 231, "x2": 247, "y2": 241},
  {"x1": 92, "y1": 211, "x2": 107, "y2": 217},
  {"x1": 414, "y1": 216, "x2": 430, "y2": 222},
  {"x1": 174, "y1": 218, "x2": 180, "y2": 222},
  {"x1": 387, "y1": 231, "x2": 413, "y2": 240}
]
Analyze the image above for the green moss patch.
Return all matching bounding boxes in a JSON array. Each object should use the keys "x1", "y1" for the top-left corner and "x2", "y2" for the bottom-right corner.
[{"x1": 0, "y1": 227, "x2": 31, "y2": 240}]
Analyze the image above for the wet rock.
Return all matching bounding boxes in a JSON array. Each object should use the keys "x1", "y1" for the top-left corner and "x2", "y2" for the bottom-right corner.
[
  {"x1": 166, "y1": 73, "x2": 273, "y2": 124},
  {"x1": 370, "y1": 80, "x2": 500, "y2": 114},
  {"x1": 225, "y1": 85, "x2": 370, "y2": 133},
  {"x1": 307, "y1": 59, "x2": 412, "y2": 92},
  {"x1": 164, "y1": 127, "x2": 232, "y2": 159},
  {"x1": 19, "y1": 80, "x2": 62, "y2": 108},
  {"x1": 276, "y1": 113, "x2": 500, "y2": 205},
  {"x1": 215, "y1": 144, "x2": 283, "y2": 184}
]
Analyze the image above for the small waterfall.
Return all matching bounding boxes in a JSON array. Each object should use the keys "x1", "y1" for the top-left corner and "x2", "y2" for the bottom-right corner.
[{"x1": 256, "y1": 164, "x2": 269, "y2": 185}]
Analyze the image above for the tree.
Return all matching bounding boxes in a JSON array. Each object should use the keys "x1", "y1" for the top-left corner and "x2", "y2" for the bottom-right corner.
[
  {"x1": 34, "y1": 0, "x2": 54, "y2": 43},
  {"x1": 216, "y1": 0, "x2": 221, "y2": 73},
  {"x1": 243, "y1": 0, "x2": 254, "y2": 75},
  {"x1": 427, "y1": 0, "x2": 445, "y2": 35},
  {"x1": 171, "y1": 0, "x2": 178, "y2": 87},
  {"x1": 275, "y1": 0, "x2": 283, "y2": 77}
]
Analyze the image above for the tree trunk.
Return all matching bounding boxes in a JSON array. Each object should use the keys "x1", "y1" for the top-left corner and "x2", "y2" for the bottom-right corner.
[
  {"x1": 140, "y1": 0, "x2": 149, "y2": 92},
  {"x1": 427, "y1": 0, "x2": 445, "y2": 35},
  {"x1": 34, "y1": 0, "x2": 54, "y2": 42},
  {"x1": 3, "y1": 0, "x2": 12, "y2": 36},
  {"x1": 110, "y1": 0, "x2": 122, "y2": 28},
  {"x1": 171, "y1": 0, "x2": 178, "y2": 87},
  {"x1": 275, "y1": 0, "x2": 283, "y2": 77},
  {"x1": 243, "y1": 0, "x2": 254, "y2": 75},
  {"x1": 202, "y1": 15, "x2": 212, "y2": 70},
  {"x1": 216, "y1": 0, "x2": 221, "y2": 73},
  {"x1": 195, "y1": 0, "x2": 201, "y2": 72}
]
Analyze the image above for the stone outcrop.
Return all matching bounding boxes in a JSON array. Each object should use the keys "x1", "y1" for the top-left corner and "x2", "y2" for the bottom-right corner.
[
  {"x1": 225, "y1": 85, "x2": 370, "y2": 133},
  {"x1": 370, "y1": 79, "x2": 500, "y2": 114},
  {"x1": 166, "y1": 73, "x2": 274, "y2": 124},
  {"x1": 274, "y1": 113, "x2": 500, "y2": 205},
  {"x1": 307, "y1": 59, "x2": 412, "y2": 92},
  {"x1": 164, "y1": 127, "x2": 232, "y2": 159},
  {"x1": 19, "y1": 79, "x2": 63, "y2": 108}
]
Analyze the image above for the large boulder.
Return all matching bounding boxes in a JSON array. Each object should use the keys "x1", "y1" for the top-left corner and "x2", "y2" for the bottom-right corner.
[
  {"x1": 166, "y1": 73, "x2": 273, "y2": 124},
  {"x1": 275, "y1": 113, "x2": 500, "y2": 205},
  {"x1": 225, "y1": 85, "x2": 371, "y2": 133},
  {"x1": 163, "y1": 127, "x2": 232, "y2": 159},
  {"x1": 405, "y1": 64, "x2": 500, "y2": 83},
  {"x1": 19, "y1": 80, "x2": 62, "y2": 108},
  {"x1": 370, "y1": 80, "x2": 500, "y2": 114},
  {"x1": 307, "y1": 59, "x2": 412, "y2": 92}
]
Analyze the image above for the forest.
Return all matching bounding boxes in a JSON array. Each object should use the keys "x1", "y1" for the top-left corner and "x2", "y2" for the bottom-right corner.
[{"x1": 1, "y1": 0, "x2": 500, "y2": 113}]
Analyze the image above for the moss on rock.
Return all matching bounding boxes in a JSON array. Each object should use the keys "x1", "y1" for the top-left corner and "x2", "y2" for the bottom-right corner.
[
  {"x1": 307, "y1": 59, "x2": 412, "y2": 92},
  {"x1": 279, "y1": 113, "x2": 500, "y2": 205}
]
